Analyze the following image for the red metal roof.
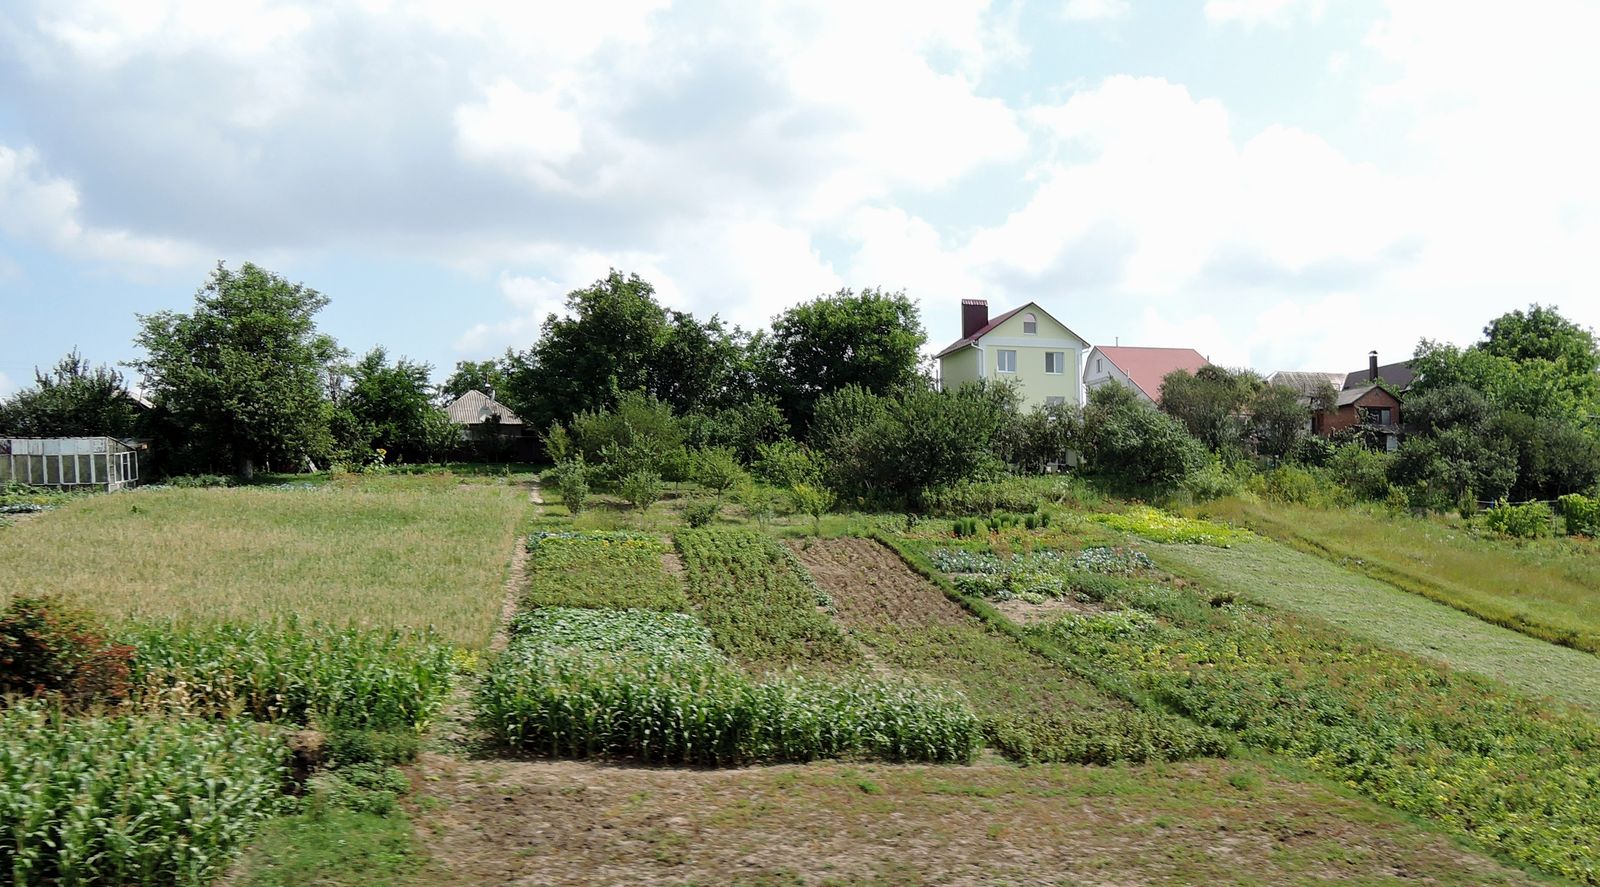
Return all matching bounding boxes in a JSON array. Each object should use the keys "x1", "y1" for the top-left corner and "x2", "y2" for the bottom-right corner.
[
  {"x1": 934, "y1": 305, "x2": 1029, "y2": 359},
  {"x1": 1094, "y1": 346, "x2": 1209, "y2": 402}
]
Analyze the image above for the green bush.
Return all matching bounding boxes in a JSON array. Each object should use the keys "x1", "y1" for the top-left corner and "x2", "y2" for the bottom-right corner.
[
  {"x1": 549, "y1": 457, "x2": 590, "y2": 514},
  {"x1": 682, "y1": 499, "x2": 718, "y2": 528},
  {"x1": 1558, "y1": 493, "x2": 1600, "y2": 536},
  {"x1": 1326, "y1": 443, "x2": 1392, "y2": 502},
  {"x1": 693, "y1": 446, "x2": 748, "y2": 498},
  {"x1": 752, "y1": 440, "x2": 821, "y2": 488},
  {"x1": 125, "y1": 622, "x2": 457, "y2": 730},
  {"x1": 618, "y1": 468, "x2": 662, "y2": 509},
  {"x1": 1248, "y1": 464, "x2": 1337, "y2": 506},
  {"x1": 0, "y1": 703, "x2": 292, "y2": 886},
  {"x1": 164, "y1": 473, "x2": 235, "y2": 488},
  {"x1": 1482, "y1": 499, "x2": 1554, "y2": 538},
  {"x1": 787, "y1": 483, "x2": 835, "y2": 536}
]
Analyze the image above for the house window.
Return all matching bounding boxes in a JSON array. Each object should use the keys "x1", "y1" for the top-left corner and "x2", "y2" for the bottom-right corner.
[
  {"x1": 1360, "y1": 406, "x2": 1394, "y2": 426},
  {"x1": 1045, "y1": 396, "x2": 1066, "y2": 406},
  {"x1": 1096, "y1": 357, "x2": 1102, "y2": 373},
  {"x1": 1044, "y1": 351, "x2": 1066, "y2": 374},
  {"x1": 996, "y1": 350, "x2": 1017, "y2": 373},
  {"x1": 1023, "y1": 313, "x2": 1037, "y2": 334}
]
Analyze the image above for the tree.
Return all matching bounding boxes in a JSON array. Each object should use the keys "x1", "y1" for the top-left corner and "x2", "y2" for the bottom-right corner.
[
  {"x1": 337, "y1": 347, "x2": 445, "y2": 463},
  {"x1": 1250, "y1": 384, "x2": 1311, "y2": 459},
  {"x1": 132, "y1": 262, "x2": 340, "y2": 477},
  {"x1": 759, "y1": 287, "x2": 925, "y2": 432},
  {"x1": 439, "y1": 359, "x2": 506, "y2": 403},
  {"x1": 1080, "y1": 383, "x2": 1205, "y2": 490},
  {"x1": 1481, "y1": 304, "x2": 1600, "y2": 377},
  {"x1": 0, "y1": 350, "x2": 142, "y2": 438},
  {"x1": 1159, "y1": 366, "x2": 1260, "y2": 453}
]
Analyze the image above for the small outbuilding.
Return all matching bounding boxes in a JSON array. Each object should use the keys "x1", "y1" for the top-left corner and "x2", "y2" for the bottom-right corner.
[
  {"x1": 442, "y1": 390, "x2": 537, "y2": 460},
  {"x1": 1, "y1": 437, "x2": 145, "y2": 491}
]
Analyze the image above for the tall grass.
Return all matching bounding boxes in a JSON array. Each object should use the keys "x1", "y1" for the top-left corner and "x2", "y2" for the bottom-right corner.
[
  {"x1": 0, "y1": 478, "x2": 526, "y2": 649},
  {"x1": 523, "y1": 531, "x2": 688, "y2": 611},
  {"x1": 1197, "y1": 498, "x2": 1600, "y2": 654},
  {"x1": 0, "y1": 703, "x2": 292, "y2": 886},
  {"x1": 125, "y1": 621, "x2": 459, "y2": 730},
  {"x1": 675, "y1": 529, "x2": 860, "y2": 670}
]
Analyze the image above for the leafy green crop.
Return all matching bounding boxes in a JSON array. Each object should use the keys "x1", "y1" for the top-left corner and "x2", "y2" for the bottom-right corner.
[
  {"x1": 675, "y1": 530, "x2": 859, "y2": 669},
  {"x1": 0, "y1": 703, "x2": 292, "y2": 886},
  {"x1": 125, "y1": 621, "x2": 458, "y2": 731},
  {"x1": 1087, "y1": 506, "x2": 1253, "y2": 546}
]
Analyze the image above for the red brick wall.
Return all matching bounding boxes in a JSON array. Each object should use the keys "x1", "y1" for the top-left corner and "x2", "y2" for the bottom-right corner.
[{"x1": 1316, "y1": 387, "x2": 1402, "y2": 436}]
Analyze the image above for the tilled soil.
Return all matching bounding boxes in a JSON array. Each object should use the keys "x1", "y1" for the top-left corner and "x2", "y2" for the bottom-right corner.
[
  {"x1": 405, "y1": 754, "x2": 1541, "y2": 887},
  {"x1": 788, "y1": 537, "x2": 968, "y2": 629}
]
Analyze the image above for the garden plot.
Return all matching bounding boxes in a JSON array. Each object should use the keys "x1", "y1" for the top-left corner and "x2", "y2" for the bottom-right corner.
[{"x1": 792, "y1": 537, "x2": 1226, "y2": 765}]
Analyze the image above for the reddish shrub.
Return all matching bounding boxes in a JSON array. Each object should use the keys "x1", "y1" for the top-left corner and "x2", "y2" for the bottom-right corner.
[{"x1": 0, "y1": 596, "x2": 132, "y2": 707}]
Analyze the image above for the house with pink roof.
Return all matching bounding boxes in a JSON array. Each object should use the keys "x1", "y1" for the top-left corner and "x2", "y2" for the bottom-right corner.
[{"x1": 1083, "y1": 345, "x2": 1210, "y2": 405}]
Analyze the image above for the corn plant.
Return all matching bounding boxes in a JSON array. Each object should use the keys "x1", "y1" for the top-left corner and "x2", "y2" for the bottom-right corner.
[
  {"x1": 0, "y1": 702, "x2": 292, "y2": 886},
  {"x1": 124, "y1": 620, "x2": 458, "y2": 730}
]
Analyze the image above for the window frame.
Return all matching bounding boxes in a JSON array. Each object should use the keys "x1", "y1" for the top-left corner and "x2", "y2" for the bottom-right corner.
[
  {"x1": 1022, "y1": 313, "x2": 1038, "y2": 335},
  {"x1": 1044, "y1": 351, "x2": 1066, "y2": 375},
  {"x1": 996, "y1": 349, "x2": 1018, "y2": 374}
]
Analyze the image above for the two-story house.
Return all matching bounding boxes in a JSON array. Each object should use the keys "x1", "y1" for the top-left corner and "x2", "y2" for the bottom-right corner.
[{"x1": 936, "y1": 300, "x2": 1088, "y2": 408}]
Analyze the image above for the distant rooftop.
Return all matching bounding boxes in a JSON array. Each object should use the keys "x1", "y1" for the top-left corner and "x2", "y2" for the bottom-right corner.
[
  {"x1": 444, "y1": 389, "x2": 523, "y2": 425},
  {"x1": 1093, "y1": 346, "x2": 1209, "y2": 402}
]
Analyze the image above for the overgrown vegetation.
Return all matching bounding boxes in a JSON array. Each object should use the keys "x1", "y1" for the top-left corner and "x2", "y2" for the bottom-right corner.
[{"x1": 523, "y1": 531, "x2": 687, "y2": 611}]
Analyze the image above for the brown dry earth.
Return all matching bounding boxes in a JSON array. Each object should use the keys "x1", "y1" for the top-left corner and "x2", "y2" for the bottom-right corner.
[{"x1": 406, "y1": 754, "x2": 1539, "y2": 887}]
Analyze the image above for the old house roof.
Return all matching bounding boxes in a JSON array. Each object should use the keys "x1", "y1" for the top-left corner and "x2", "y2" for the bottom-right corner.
[
  {"x1": 1093, "y1": 346, "x2": 1210, "y2": 403},
  {"x1": 1343, "y1": 360, "x2": 1417, "y2": 390},
  {"x1": 1336, "y1": 383, "x2": 1397, "y2": 407},
  {"x1": 1268, "y1": 371, "x2": 1347, "y2": 396},
  {"x1": 444, "y1": 390, "x2": 523, "y2": 426}
]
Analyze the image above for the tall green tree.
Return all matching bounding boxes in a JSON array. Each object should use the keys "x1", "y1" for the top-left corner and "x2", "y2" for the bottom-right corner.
[
  {"x1": 0, "y1": 350, "x2": 142, "y2": 438},
  {"x1": 337, "y1": 347, "x2": 452, "y2": 463},
  {"x1": 132, "y1": 261, "x2": 340, "y2": 477},
  {"x1": 1158, "y1": 366, "x2": 1261, "y2": 453},
  {"x1": 760, "y1": 287, "x2": 925, "y2": 432},
  {"x1": 438, "y1": 358, "x2": 507, "y2": 403}
]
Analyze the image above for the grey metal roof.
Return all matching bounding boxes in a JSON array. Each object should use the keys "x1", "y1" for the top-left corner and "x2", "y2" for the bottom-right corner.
[
  {"x1": 1267, "y1": 371, "x2": 1346, "y2": 395},
  {"x1": 1343, "y1": 360, "x2": 1416, "y2": 390},
  {"x1": 443, "y1": 390, "x2": 523, "y2": 425}
]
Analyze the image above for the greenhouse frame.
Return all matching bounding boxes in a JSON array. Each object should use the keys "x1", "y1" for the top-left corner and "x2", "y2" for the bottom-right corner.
[{"x1": 0, "y1": 437, "x2": 144, "y2": 492}]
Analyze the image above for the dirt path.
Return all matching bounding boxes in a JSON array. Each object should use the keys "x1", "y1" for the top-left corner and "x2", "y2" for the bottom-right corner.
[{"x1": 403, "y1": 754, "x2": 1540, "y2": 887}]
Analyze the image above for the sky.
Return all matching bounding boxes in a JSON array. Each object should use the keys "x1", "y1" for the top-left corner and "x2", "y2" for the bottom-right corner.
[{"x1": 2, "y1": 0, "x2": 1599, "y2": 396}]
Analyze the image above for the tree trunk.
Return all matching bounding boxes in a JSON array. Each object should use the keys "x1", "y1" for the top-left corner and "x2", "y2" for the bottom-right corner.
[{"x1": 238, "y1": 454, "x2": 255, "y2": 480}]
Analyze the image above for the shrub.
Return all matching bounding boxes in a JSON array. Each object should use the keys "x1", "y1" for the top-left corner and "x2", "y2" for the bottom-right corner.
[
  {"x1": 309, "y1": 763, "x2": 410, "y2": 816},
  {"x1": 1249, "y1": 464, "x2": 1335, "y2": 506},
  {"x1": 1180, "y1": 456, "x2": 1244, "y2": 502},
  {"x1": 693, "y1": 446, "x2": 748, "y2": 498},
  {"x1": 618, "y1": 468, "x2": 663, "y2": 510},
  {"x1": 0, "y1": 703, "x2": 292, "y2": 886},
  {"x1": 1326, "y1": 442, "x2": 1392, "y2": 502},
  {"x1": 1079, "y1": 384, "x2": 1206, "y2": 491},
  {"x1": 125, "y1": 622, "x2": 457, "y2": 730},
  {"x1": 1482, "y1": 499, "x2": 1553, "y2": 539},
  {"x1": 1558, "y1": 493, "x2": 1600, "y2": 536},
  {"x1": 549, "y1": 457, "x2": 590, "y2": 514},
  {"x1": 683, "y1": 499, "x2": 718, "y2": 528},
  {"x1": 752, "y1": 440, "x2": 821, "y2": 488},
  {"x1": 164, "y1": 473, "x2": 235, "y2": 488},
  {"x1": 788, "y1": 483, "x2": 835, "y2": 536},
  {"x1": 0, "y1": 596, "x2": 133, "y2": 708}
]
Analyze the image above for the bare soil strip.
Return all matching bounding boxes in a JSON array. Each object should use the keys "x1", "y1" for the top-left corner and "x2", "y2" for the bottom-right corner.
[
  {"x1": 788, "y1": 537, "x2": 968, "y2": 629},
  {"x1": 404, "y1": 754, "x2": 1540, "y2": 887}
]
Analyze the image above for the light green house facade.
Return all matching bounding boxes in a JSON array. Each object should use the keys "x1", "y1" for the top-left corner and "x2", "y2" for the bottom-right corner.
[{"x1": 936, "y1": 300, "x2": 1088, "y2": 408}]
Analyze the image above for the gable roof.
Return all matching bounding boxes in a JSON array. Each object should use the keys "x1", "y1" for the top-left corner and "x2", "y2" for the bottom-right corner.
[
  {"x1": 1091, "y1": 346, "x2": 1209, "y2": 403},
  {"x1": 934, "y1": 302, "x2": 1087, "y2": 359},
  {"x1": 1336, "y1": 383, "x2": 1399, "y2": 408},
  {"x1": 1268, "y1": 371, "x2": 1347, "y2": 396},
  {"x1": 1342, "y1": 360, "x2": 1416, "y2": 390},
  {"x1": 444, "y1": 389, "x2": 524, "y2": 425}
]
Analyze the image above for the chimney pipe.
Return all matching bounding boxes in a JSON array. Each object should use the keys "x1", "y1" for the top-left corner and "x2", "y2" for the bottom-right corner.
[
  {"x1": 961, "y1": 299, "x2": 989, "y2": 338},
  {"x1": 1369, "y1": 350, "x2": 1379, "y2": 383}
]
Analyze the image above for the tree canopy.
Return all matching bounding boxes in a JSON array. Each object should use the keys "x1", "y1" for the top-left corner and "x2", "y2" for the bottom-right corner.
[{"x1": 0, "y1": 350, "x2": 143, "y2": 439}]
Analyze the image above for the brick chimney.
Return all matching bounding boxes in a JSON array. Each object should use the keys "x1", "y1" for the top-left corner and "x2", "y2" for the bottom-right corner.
[
  {"x1": 1368, "y1": 350, "x2": 1379, "y2": 383},
  {"x1": 962, "y1": 299, "x2": 989, "y2": 338}
]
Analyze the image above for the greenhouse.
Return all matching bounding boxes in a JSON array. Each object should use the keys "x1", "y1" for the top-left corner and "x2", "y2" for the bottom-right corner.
[{"x1": 0, "y1": 437, "x2": 144, "y2": 492}]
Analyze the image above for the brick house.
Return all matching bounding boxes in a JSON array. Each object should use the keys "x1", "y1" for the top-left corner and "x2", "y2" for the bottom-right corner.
[{"x1": 1320, "y1": 352, "x2": 1405, "y2": 450}]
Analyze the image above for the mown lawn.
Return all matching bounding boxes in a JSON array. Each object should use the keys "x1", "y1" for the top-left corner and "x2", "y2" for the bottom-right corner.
[
  {"x1": 1150, "y1": 538, "x2": 1600, "y2": 711},
  {"x1": 1195, "y1": 498, "x2": 1600, "y2": 654},
  {"x1": 0, "y1": 475, "x2": 527, "y2": 648}
]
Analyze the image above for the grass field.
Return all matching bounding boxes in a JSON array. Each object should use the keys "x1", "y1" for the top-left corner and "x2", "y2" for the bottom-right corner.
[
  {"x1": 1150, "y1": 538, "x2": 1600, "y2": 711},
  {"x1": 1195, "y1": 498, "x2": 1600, "y2": 654},
  {"x1": 0, "y1": 475, "x2": 527, "y2": 648}
]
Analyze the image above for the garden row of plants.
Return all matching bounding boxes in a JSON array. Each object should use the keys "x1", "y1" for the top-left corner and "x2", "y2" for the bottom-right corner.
[
  {"x1": 1017, "y1": 556, "x2": 1600, "y2": 884},
  {"x1": 0, "y1": 597, "x2": 460, "y2": 885},
  {"x1": 479, "y1": 531, "x2": 981, "y2": 763}
]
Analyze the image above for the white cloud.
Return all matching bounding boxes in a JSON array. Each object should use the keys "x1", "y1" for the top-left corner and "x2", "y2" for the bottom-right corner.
[
  {"x1": 454, "y1": 79, "x2": 587, "y2": 190},
  {"x1": 1061, "y1": 0, "x2": 1129, "y2": 22},
  {"x1": 0, "y1": 144, "x2": 204, "y2": 268},
  {"x1": 1204, "y1": 0, "x2": 1324, "y2": 27}
]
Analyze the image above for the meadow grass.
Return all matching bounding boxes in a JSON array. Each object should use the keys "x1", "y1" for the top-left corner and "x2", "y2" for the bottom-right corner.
[
  {"x1": 1196, "y1": 497, "x2": 1600, "y2": 654},
  {"x1": 0, "y1": 475, "x2": 526, "y2": 648},
  {"x1": 522, "y1": 531, "x2": 688, "y2": 611},
  {"x1": 1149, "y1": 538, "x2": 1600, "y2": 711}
]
